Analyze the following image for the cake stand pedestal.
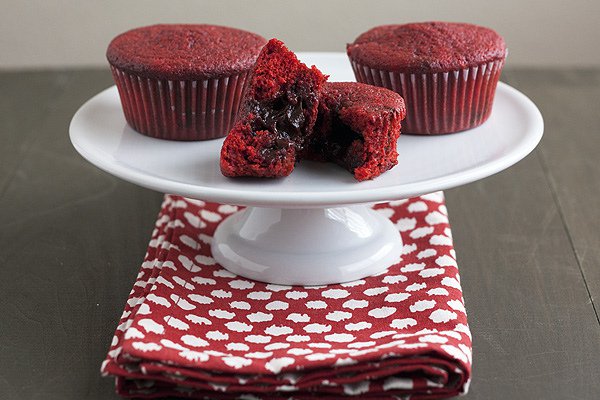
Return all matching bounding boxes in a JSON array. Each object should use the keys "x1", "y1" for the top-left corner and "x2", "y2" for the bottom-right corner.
[
  {"x1": 212, "y1": 205, "x2": 402, "y2": 285},
  {"x1": 69, "y1": 52, "x2": 543, "y2": 286}
]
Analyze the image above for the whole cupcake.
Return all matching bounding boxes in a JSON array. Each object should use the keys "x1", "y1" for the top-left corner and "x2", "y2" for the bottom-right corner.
[
  {"x1": 107, "y1": 24, "x2": 266, "y2": 140},
  {"x1": 347, "y1": 22, "x2": 507, "y2": 134}
]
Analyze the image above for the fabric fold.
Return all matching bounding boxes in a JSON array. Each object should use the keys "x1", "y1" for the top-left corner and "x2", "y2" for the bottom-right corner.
[{"x1": 102, "y1": 193, "x2": 471, "y2": 399}]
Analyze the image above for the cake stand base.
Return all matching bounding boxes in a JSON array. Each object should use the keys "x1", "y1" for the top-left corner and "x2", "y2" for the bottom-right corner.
[{"x1": 211, "y1": 205, "x2": 403, "y2": 285}]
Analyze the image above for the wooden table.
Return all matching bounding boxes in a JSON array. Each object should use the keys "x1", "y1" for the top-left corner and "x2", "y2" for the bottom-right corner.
[{"x1": 0, "y1": 69, "x2": 599, "y2": 399}]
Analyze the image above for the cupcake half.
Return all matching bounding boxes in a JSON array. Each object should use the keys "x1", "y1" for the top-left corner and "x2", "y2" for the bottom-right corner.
[
  {"x1": 107, "y1": 24, "x2": 266, "y2": 140},
  {"x1": 347, "y1": 22, "x2": 507, "y2": 135}
]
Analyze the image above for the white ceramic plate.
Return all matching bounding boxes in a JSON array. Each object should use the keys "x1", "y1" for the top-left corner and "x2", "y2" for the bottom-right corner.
[{"x1": 69, "y1": 52, "x2": 543, "y2": 208}]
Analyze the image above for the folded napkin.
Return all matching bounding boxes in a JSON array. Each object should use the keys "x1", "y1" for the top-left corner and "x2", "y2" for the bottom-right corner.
[{"x1": 102, "y1": 193, "x2": 472, "y2": 399}]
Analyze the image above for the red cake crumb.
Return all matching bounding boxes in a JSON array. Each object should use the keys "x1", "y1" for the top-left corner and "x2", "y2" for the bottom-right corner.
[
  {"x1": 107, "y1": 24, "x2": 266, "y2": 80},
  {"x1": 220, "y1": 39, "x2": 327, "y2": 178},
  {"x1": 220, "y1": 42, "x2": 405, "y2": 181},
  {"x1": 347, "y1": 22, "x2": 506, "y2": 74},
  {"x1": 308, "y1": 82, "x2": 406, "y2": 181}
]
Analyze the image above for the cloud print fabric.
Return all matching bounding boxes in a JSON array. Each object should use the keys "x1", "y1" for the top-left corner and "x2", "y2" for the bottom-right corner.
[{"x1": 102, "y1": 193, "x2": 472, "y2": 399}]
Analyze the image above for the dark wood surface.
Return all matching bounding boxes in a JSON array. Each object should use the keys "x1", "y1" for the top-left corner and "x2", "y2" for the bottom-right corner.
[{"x1": 0, "y1": 69, "x2": 599, "y2": 399}]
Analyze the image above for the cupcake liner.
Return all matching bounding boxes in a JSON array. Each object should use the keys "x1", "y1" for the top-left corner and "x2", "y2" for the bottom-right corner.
[
  {"x1": 110, "y1": 66, "x2": 250, "y2": 141},
  {"x1": 350, "y1": 58, "x2": 505, "y2": 135}
]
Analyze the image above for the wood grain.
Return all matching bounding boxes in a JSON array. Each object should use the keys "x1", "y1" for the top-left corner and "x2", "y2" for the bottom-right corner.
[
  {"x1": 445, "y1": 69, "x2": 600, "y2": 399},
  {"x1": 0, "y1": 72, "x2": 68, "y2": 197},
  {"x1": 506, "y1": 70, "x2": 600, "y2": 322},
  {"x1": 0, "y1": 70, "x2": 161, "y2": 400},
  {"x1": 446, "y1": 153, "x2": 600, "y2": 399}
]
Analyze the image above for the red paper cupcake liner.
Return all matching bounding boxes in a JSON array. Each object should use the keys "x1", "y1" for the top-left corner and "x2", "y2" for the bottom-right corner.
[
  {"x1": 110, "y1": 67, "x2": 250, "y2": 140},
  {"x1": 350, "y1": 59, "x2": 505, "y2": 135}
]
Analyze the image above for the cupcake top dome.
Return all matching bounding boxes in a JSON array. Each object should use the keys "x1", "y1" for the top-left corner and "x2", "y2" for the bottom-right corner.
[
  {"x1": 347, "y1": 22, "x2": 506, "y2": 73},
  {"x1": 107, "y1": 24, "x2": 267, "y2": 80}
]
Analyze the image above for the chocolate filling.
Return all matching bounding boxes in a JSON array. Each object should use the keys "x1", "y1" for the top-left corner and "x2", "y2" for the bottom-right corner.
[
  {"x1": 248, "y1": 87, "x2": 309, "y2": 163},
  {"x1": 255, "y1": 98, "x2": 304, "y2": 139},
  {"x1": 322, "y1": 116, "x2": 365, "y2": 171},
  {"x1": 251, "y1": 94, "x2": 306, "y2": 140}
]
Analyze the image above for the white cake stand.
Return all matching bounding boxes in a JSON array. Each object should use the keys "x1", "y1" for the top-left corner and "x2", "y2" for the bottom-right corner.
[{"x1": 69, "y1": 53, "x2": 543, "y2": 285}]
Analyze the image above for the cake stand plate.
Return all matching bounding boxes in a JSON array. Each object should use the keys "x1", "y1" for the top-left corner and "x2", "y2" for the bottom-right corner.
[{"x1": 69, "y1": 52, "x2": 543, "y2": 285}]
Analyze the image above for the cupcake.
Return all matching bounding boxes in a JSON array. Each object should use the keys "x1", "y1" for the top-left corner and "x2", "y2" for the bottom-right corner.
[
  {"x1": 220, "y1": 39, "x2": 327, "y2": 178},
  {"x1": 308, "y1": 82, "x2": 406, "y2": 181},
  {"x1": 107, "y1": 24, "x2": 266, "y2": 140},
  {"x1": 347, "y1": 22, "x2": 507, "y2": 134}
]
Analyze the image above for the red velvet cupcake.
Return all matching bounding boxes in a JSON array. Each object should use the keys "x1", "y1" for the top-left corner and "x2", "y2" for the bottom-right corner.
[
  {"x1": 220, "y1": 39, "x2": 327, "y2": 178},
  {"x1": 107, "y1": 24, "x2": 266, "y2": 140},
  {"x1": 347, "y1": 22, "x2": 507, "y2": 134},
  {"x1": 308, "y1": 82, "x2": 406, "y2": 181}
]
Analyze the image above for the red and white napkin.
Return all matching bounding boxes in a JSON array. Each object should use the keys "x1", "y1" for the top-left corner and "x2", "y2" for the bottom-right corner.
[{"x1": 102, "y1": 193, "x2": 472, "y2": 399}]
